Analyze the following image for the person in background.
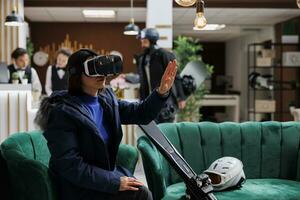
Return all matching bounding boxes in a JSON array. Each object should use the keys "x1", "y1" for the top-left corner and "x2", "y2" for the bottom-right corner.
[
  {"x1": 45, "y1": 48, "x2": 72, "y2": 96},
  {"x1": 136, "y1": 28, "x2": 186, "y2": 123},
  {"x1": 7, "y1": 47, "x2": 42, "y2": 93}
]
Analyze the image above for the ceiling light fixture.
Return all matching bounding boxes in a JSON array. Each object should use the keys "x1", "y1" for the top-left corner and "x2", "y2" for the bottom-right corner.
[
  {"x1": 175, "y1": 0, "x2": 197, "y2": 7},
  {"x1": 297, "y1": 0, "x2": 300, "y2": 8},
  {"x1": 5, "y1": 8, "x2": 23, "y2": 27},
  {"x1": 124, "y1": 18, "x2": 140, "y2": 35},
  {"x1": 124, "y1": 0, "x2": 140, "y2": 35},
  {"x1": 193, "y1": 0, "x2": 207, "y2": 30},
  {"x1": 82, "y1": 9, "x2": 116, "y2": 18},
  {"x1": 193, "y1": 24, "x2": 226, "y2": 31}
]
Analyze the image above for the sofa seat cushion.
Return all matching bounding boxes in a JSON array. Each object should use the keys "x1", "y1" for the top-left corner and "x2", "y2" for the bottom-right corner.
[{"x1": 162, "y1": 179, "x2": 300, "y2": 200}]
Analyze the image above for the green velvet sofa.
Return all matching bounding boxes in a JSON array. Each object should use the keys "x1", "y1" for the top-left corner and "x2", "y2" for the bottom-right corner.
[
  {"x1": 0, "y1": 131, "x2": 139, "y2": 200},
  {"x1": 137, "y1": 122, "x2": 300, "y2": 200}
]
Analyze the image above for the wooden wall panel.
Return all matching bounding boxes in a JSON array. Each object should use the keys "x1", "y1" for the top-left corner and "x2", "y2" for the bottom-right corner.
[
  {"x1": 29, "y1": 22, "x2": 145, "y2": 92},
  {"x1": 30, "y1": 22, "x2": 226, "y2": 95}
]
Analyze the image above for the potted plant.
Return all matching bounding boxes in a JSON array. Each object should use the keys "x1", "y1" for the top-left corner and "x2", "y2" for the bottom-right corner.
[
  {"x1": 26, "y1": 37, "x2": 34, "y2": 58},
  {"x1": 21, "y1": 74, "x2": 29, "y2": 84},
  {"x1": 11, "y1": 72, "x2": 19, "y2": 84},
  {"x1": 173, "y1": 36, "x2": 214, "y2": 122}
]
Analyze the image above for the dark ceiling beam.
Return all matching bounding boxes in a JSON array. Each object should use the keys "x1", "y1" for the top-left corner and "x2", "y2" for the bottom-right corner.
[
  {"x1": 201, "y1": 0, "x2": 298, "y2": 9},
  {"x1": 24, "y1": 0, "x2": 146, "y2": 7},
  {"x1": 24, "y1": 0, "x2": 298, "y2": 9}
]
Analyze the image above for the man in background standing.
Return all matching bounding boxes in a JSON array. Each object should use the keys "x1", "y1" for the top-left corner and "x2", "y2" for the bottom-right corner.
[
  {"x1": 136, "y1": 28, "x2": 186, "y2": 123},
  {"x1": 7, "y1": 48, "x2": 42, "y2": 101}
]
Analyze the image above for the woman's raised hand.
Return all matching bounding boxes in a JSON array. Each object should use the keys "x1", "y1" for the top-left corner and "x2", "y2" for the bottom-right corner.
[{"x1": 158, "y1": 60, "x2": 177, "y2": 95}]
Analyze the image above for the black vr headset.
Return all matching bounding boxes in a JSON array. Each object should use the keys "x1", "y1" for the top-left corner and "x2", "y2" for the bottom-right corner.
[
  {"x1": 83, "y1": 55, "x2": 123, "y2": 77},
  {"x1": 69, "y1": 50, "x2": 123, "y2": 77}
]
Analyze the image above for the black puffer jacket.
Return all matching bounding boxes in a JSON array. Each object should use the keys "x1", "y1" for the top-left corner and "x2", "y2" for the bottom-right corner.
[{"x1": 35, "y1": 88, "x2": 169, "y2": 200}]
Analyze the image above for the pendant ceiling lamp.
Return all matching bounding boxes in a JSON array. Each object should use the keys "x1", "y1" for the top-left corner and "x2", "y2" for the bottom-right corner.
[
  {"x1": 193, "y1": 0, "x2": 207, "y2": 30},
  {"x1": 175, "y1": 0, "x2": 207, "y2": 30},
  {"x1": 175, "y1": 0, "x2": 197, "y2": 7},
  {"x1": 123, "y1": 0, "x2": 140, "y2": 35},
  {"x1": 5, "y1": 8, "x2": 23, "y2": 27}
]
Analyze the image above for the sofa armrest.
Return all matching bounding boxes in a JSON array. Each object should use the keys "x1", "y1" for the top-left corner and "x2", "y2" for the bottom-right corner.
[
  {"x1": 7, "y1": 159, "x2": 58, "y2": 200},
  {"x1": 0, "y1": 151, "x2": 13, "y2": 200},
  {"x1": 138, "y1": 136, "x2": 167, "y2": 200},
  {"x1": 116, "y1": 144, "x2": 139, "y2": 174},
  {"x1": 297, "y1": 149, "x2": 300, "y2": 181}
]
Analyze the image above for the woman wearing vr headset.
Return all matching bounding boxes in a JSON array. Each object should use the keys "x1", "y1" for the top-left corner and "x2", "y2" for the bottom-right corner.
[{"x1": 35, "y1": 49, "x2": 177, "y2": 200}]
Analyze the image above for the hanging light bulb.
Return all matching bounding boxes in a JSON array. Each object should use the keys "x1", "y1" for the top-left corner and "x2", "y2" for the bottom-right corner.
[
  {"x1": 175, "y1": 0, "x2": 197, "y2": 7},
  {"x1": 297, "y1": 0, "x2": 300, "y2": 8},
  {"x1": 123, "y1": 0, "x2": 140, "y2": 35},
  {"x1": 193, "y1": 0, "x2": 207, "y2": 30}
]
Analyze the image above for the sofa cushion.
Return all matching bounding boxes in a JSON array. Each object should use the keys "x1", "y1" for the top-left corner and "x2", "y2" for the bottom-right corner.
[{"x1": 162, "y1": 179, "x2": 300, "y2": 200}]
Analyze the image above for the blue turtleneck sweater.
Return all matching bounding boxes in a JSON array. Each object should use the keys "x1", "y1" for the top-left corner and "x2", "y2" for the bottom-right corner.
[{"x1": 77, "y1": 94, "x2": 109, "y2": 144}]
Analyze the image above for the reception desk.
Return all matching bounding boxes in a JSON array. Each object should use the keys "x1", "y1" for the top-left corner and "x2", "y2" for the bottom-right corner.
[{"x1": 0, "y1": 84, "x2": 37, "y2": 142}]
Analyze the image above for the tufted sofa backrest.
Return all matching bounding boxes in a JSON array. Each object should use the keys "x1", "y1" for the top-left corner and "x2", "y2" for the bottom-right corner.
[{"x1": 143, "y1": 122, "x2": 300, "y2": 187}]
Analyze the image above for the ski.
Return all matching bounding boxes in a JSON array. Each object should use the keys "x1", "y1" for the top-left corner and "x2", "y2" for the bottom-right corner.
[{"x1": 139, "y1": 121, "x2": 217, "y2": 200}]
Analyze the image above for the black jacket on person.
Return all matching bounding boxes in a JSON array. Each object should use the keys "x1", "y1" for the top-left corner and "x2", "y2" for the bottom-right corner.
[
  {"x1": 137, "y1": 46, "x2": 185, "y2": 122},
  {"x1": 36, "y1": 88, "x2": 169, "y2": 200}
]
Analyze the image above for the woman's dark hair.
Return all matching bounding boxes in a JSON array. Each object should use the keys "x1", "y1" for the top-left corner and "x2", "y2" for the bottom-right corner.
[
  {"x1": 11, "y1": 48, "x2": 28, "y2": 59},
  {"x1": 68, "y1": 74, "x2": 83, "y2": 96},
  {"x1": 67, "y1": 49, "x2": 98, "y2": 96}
]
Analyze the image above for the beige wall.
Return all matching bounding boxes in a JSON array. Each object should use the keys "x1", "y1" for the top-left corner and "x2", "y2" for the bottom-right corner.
[{"x1": 226, "y1": 27, "x2": 275, "y2": 121}]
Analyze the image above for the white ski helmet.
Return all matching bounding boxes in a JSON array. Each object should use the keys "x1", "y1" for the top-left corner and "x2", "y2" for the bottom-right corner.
[{"x1": 204, "y1": 157, "x2": 245, "y2": 191}]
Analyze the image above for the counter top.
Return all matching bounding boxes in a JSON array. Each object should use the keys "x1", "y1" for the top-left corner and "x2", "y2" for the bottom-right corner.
[{"x1": 0, "y1": 84, "x2": 31, "y2": 91}]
